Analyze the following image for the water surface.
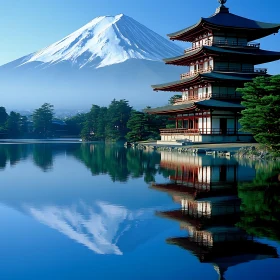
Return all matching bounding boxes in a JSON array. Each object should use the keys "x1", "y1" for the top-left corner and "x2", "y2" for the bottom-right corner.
[{"x1": 0, "y1": 143, "x2": 279, "y2": 280}]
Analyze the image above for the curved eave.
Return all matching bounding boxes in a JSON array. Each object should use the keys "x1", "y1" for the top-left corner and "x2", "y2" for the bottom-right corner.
[
  {"x1": 164, "y1": 46, "x2": 280, "y2": 66},
  {"x1": 151, "y1": 72, "x2": 254, "y2": 92},
  {"x1": 196, "y1": 100, "x2": 244, "y2": 111},
  {"x1": 164, "y1": 47, "x2": 205, "y2": 65},
  {"x1": 167, "y1": 19, "x2": 203, "y2": 41},
  {"x1": 167, "y1": 13, "x2": 280, "y2": 42},
  {"x1": 144, "y1": 99, "x2": 244, "y2": 115},
  {"x1": 152, "y1": 74, "x2": 201, "y2": 92},
  {"x1": 144, "y1": 102, "x2": 196, "y2": 115},
  {"x1": 166, "y1": 237, "x2": 278, "y2": 261}
]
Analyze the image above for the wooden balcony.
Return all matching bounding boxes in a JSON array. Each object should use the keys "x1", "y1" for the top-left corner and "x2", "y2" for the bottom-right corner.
[
  {"x1": 181, "y1": 67, "x2": 212, "y2": 79},
  {"x1": 184, "y1": 41, "x2": 211, "y2": 53},
  {"x1": 181, "y1": 66, "x2": 267, "y2": 80},
  {"x1": 211, "y1": 92, "x2": 242, "y2": 99},
  {"x1": 215, "y1": 66, "x2": 267, "y2": 74},
  {"x1": 173, "y1": 92, "x2": 241, "y2": 104},
  {"x1": 184, "y1": 41, "x2": 260, "y2": 53},
  {"x1": 214, "y1": 41, "x2": 260, "y2": 48},
  {"x1": 160, "y1": 128, "x2": 200, "y2": 135},
  {"x1": 160, "y1": 128, "x2": 237, "y2": 135}
]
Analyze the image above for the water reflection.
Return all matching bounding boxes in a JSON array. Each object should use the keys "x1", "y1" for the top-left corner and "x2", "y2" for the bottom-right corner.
[
  {"x1": 0, "y1": 143, "x2": 164, "y2": 181},
  {"x1": 152, "y1": 152, "x2": 280, "y2": 280},
  {"x1": 0, "y1": 143, "x2": 280, "y2": 279},
  {"x1": 25, "y1": 201, "x2": 154, "y2": 255}
]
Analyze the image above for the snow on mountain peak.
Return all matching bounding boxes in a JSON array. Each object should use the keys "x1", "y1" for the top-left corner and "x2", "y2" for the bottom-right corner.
[{"x1": 20, "y1": 14, "x2": 183, "y2": 69}]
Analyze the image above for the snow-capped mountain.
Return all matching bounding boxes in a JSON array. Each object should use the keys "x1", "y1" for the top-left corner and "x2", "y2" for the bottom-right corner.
[
  {"x1": 0, "y1": 14, "x2": 184, "y2": 110},
  {"x1": 19, "y1": 14, "x2": 182, "y2": 69}
]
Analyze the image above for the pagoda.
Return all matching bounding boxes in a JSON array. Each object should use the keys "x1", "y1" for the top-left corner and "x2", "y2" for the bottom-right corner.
[
  {"x1": 151, "y1": 154, "x2": 278, "y2": 279},
  {"x1": 145, "y1": 0, "x2": 280, "y2": 144}
]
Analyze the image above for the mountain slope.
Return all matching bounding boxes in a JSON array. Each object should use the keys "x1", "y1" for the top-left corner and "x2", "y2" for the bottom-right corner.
[
  {"x1": 16, "y1": 14, "x2": 182, "y2": 69},
  {"x1": 0, "y1": 14, "x2": 184, "y2": 110}
]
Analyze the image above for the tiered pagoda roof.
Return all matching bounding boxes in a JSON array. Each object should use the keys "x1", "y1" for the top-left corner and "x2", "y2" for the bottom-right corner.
[
  {"x1": 168, "y1": 5, "x2": 280, "y2": 42},
  {"x1": 151, "y1": 182, "x2": 238, "y2": 199},
  {"x1": 147, "y1": 1, "x2": 280, "y2": 116},
  {"x1": 164, "y1": 46, "x2": 280, "y2": 66},
  {"x1": 151, "y1": 72, "x2": 256, "y2": 92},
  {"x1": 144, "y1": 99, "x2": 243, "y2": 115},
  {"x1": 167, "y1": 237, "x2": 278, "y2": 263}
]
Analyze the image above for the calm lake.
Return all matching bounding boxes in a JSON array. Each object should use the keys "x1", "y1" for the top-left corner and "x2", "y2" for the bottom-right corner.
[{"x1": 0, "y1": 143, "x2": 279, "y2": 280}]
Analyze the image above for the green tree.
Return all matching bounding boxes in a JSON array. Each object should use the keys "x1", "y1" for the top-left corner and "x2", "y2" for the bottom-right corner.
[
  {"x1": 145, "y1": 113, "x2": 169, "y2": 139},
  {"x1": 81, "y1": 105, "x2": 101, "y2": 141},
  {"x1": 65, "y1": 113, "x2": 87, "y2": 136},
  {"x1": 96, "y1": 107, "x2": 107, "y2": 139},
  {"x1": 106, "y1": 99, "x2": 132, "y2": 141},
  {"x1": 0, "y1": 107, "x2": 8, "y2": 135},
  {"x1": 32, "y1": 103, "x2": 54, "y2": 137},
  {"x1": 237, "y1": 75, "x2": 280, "y2": 153},
  {"x1": 19, "y1": 116, "x2": 28, "y2": 136},
  {"x1": 7, "y1": 111, "x2": 21, "y2": 138},
  {"x1": 169, "y1": 94, "x2": 182, "y2": 105},
  {"x1": 126, "y1": 111, "x2": 148, "y2": 142}
]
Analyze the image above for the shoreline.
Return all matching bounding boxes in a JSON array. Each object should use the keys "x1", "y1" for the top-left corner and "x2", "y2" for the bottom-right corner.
[
  {"x1": 136, "y1": 141, "x2": 280, "y2": 160},
  {"x1": 137, "y1": 141, "x2": 258, "y2": 152}
]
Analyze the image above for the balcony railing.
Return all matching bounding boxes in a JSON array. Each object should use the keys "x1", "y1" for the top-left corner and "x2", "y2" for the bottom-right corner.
[
  {"x1": 215, "y1": 66, "x2": 267, "y2": 74},
  {"x1": 211, "y1": 93, "x2": 242, "y2": 99},
  {"x1": 214, "y1": 41, "x2": 260, "y2": 48},
  {"x1": 184, "y1": 41, "x2": 260, "y2": 53},
  {"x1": 184, "y1": 41, "x2": 212, "y2": 53},
  {"x1": 181, "y1": 67, "x2": 212, "y2": 79},
  {"x1": 173, "y1": 92, "x2": 241, "y2": 104},
  {"x1": 181, "y1": 66, "x2": 267, "y2": 79},
  {"x1": 160, "y1": 128, "x2": 200, "y2": 135},
  {"x1": 160, "y1": 128, "x2": 237, "y2": 135}
]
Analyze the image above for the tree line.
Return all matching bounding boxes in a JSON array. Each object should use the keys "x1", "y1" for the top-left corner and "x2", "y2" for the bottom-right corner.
[
  {"x1": 0, "y1": 103, "x2": 58, "y2": 138},
  {"x1": 0, "y1": 100, "x2": 169, "y2": 141}
]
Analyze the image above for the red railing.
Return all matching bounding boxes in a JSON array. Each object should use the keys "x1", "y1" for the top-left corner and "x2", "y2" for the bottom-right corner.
[
  {"x1": 180, "y1": 66, "x2": 266, "y2": 80},
  {"x1": 215, "y1": 66, "x2": 267, "y2": 74},
  {"x1": 173, "y1": 92, "x2": 241, "y2": 104},
  {"x1": 214, "y1": 40, "x2": 260, "y2": 48},
  {"x1": 181, "y1": 67, "x2": 212, "y2": 79},
  {"x1": 160, "y1": 128, "x2": 237, "y2": 135},
  {"x1": 184, "y1": 41, "x2": 260, "y2": 53}
]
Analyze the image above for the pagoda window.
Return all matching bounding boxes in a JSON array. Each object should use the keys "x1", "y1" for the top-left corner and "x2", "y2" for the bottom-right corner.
[
  {"x1": 209, "y1": 59, "x2": 214, "y2": 69},
  {"x1": 190, "y1": 64, "x2": 195, "y2": 73},
  {"x1": 194, "y1": 88, "x2": 198, "y2": 99},
  {"x1": 182, "y1": 91, "x2": 188, "y2": 101},
  {"x1": 238, "y1": 38, "x2": 247, "y2": 45},
  {"x1": 203, "y1": 60, "x2": 208, "y2": 70},
  {"x1": 198, "y1": 87, "x2": 203, "y2": 99},
  {"x1": 205, "y1": 87, "x2": 209, "y2": 98},
  {"x1": 189, "y1": 88, "x2": 194, "y2": 100},
  {"x1": 242, "y1": 63, "x2": 254, "y2": 72}
]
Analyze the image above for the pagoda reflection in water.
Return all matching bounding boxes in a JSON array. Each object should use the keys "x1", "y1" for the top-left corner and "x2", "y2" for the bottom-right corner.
[{"x1": 152, "y1": 152, "x2": 278, "y2": 280}]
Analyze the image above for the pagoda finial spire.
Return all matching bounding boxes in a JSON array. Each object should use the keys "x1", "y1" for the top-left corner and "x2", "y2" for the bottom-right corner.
[
  {"x1": 216, "y1": 0, "x2": 229, "y2": 13},
  {"x1": 218, "y1": 0, "x2": 227, "y2": 5}
]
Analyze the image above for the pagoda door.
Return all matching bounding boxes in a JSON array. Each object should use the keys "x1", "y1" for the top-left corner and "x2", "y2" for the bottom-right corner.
[{"x1": 220, "y1": 118, "x2": 227, "y2": 135}]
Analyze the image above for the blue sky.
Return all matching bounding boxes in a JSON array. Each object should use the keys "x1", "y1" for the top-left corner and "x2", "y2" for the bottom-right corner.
[{"x1": 0, "y1": 0, "x2": 280, "y2": 72}]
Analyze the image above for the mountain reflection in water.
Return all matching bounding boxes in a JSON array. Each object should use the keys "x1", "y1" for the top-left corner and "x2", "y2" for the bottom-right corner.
[{"x1": 0, "y1": 143, "x2": 280, "y2": 280}]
